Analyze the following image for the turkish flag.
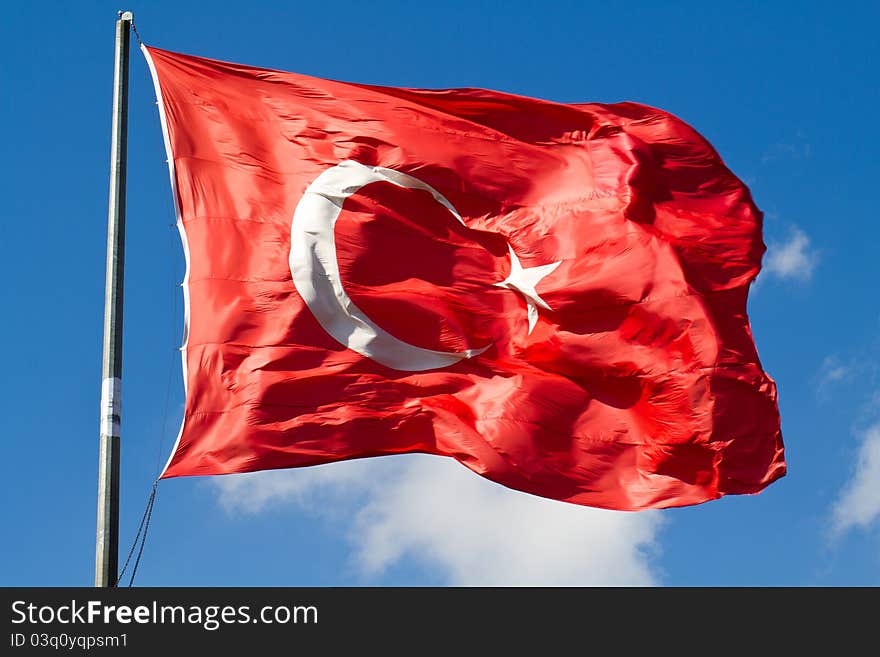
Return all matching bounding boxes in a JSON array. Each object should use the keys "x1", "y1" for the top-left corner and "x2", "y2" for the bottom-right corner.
[{"x1": 144, "y1": 45, "x2": 785, "y2": 510}]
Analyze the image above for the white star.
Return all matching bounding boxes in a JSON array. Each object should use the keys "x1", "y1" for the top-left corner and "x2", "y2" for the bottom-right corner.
[{"x1": 494, "y1": 244, "x2": 561, "y2": 334}]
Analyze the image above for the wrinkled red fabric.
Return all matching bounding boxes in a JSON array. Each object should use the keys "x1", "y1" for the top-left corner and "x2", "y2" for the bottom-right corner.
[{"x1": 147, "y1": 45, "x2": 785, "y2": 510}]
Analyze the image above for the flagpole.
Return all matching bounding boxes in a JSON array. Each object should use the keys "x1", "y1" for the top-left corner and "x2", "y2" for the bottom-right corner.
[{"x1": 95, "y1": 10, "x2": 132, "y2": 588}]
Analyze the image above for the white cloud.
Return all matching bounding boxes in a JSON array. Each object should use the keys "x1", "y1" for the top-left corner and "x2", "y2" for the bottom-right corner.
[
  {"x1": 761, "y1": 140, "x2": 811, "y2": 164},
  {"x1": 213, "y1": 454, "x2": 663, "y2": 586},
  {"x1": 763, "y1": 227, "x2": 818, "y2": 282},
  {"x1": 815, "y1": 356, "x2": 852, "y2": 398},
  {"x1": 214, "y1": 458, "x2": 376, "y2": 515},
  {"x1": 831, "y1": 424, "x2": 880, "y2": 536},
  {"x1": 820, "y1": 358, "x2": 850, "y2": 385}
]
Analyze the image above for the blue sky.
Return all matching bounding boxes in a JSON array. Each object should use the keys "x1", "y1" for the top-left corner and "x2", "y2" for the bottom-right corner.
[{"x1": 2, "y1": 0, "x2": 879, "y2": 586}]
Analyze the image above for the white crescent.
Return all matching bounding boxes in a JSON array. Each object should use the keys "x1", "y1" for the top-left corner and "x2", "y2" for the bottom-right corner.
[{"x1": 289, "y1": 160, "x2": 490, "y2": 371}]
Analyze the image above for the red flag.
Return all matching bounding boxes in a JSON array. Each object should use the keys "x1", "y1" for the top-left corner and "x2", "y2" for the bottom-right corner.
[{"x1": 144, "y1": 45, "x2": 785, "y2": 511}]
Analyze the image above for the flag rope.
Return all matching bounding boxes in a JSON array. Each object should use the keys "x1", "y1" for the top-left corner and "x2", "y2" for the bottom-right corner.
[
  {"x1": 128, "y1": 15, "x2": 144, "y2": 47},
  {"x1": 115, "y1": 26, "x2": 180, "y2": 587},
  {"x1": 126, "y1": 482, "x2": 157, "y2": 587},
  {"x1": 151, "y1": 121, "x2": 185, "y2": 479},
  {"x1": 119, "y1": 479, "x2": 158, "y2": 586}
]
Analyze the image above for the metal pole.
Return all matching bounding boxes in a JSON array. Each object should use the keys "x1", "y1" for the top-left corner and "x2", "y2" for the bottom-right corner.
[{"x1": 95, "y1": 10, "x2": 132, "y2": 588}]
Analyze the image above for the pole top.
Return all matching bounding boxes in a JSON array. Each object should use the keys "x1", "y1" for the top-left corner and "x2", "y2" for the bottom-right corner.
[{"x1": 118, "y1": 10, "x2": 133, "y2": 22}]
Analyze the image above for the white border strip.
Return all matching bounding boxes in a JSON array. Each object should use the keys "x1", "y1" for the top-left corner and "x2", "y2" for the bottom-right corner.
[{"x1": 141, "y1": 45, "x2": 191, "y2": 478}]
